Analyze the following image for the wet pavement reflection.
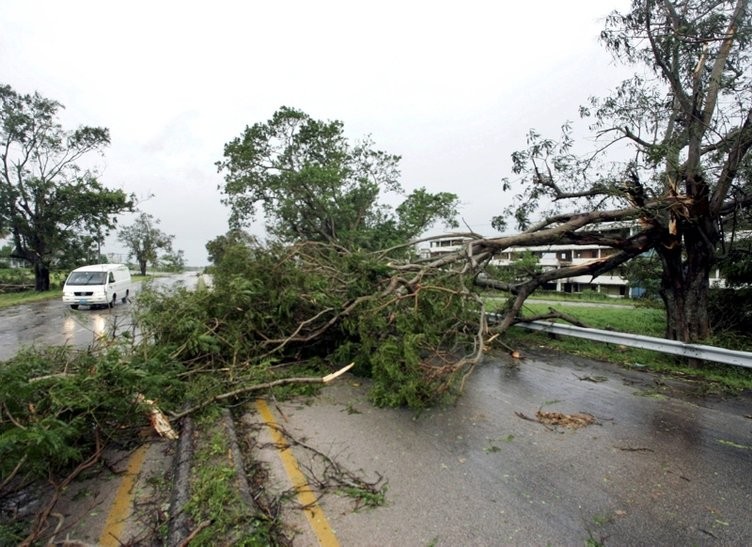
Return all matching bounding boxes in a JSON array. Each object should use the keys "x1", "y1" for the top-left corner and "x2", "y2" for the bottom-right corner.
[
  {"x1": 0, "y1": 272, "x2": 200, "y2": 361},
  {"x1": 266, "y1": 349, "x2": 752, "y2": 544}
]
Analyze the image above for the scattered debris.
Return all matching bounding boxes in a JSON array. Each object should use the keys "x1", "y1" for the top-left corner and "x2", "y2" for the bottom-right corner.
[
  {"x1": 252, "y1": 420, "x2": 387, "y2": 512},
  {"x1": 575, "y1": 374, "x2": 608, "y2": 383},
  {"x1": 536, "y1": 410, "x2": 596, "y2": 428},
  {"x1": 515, "y1": 410, "x2": 596, "y2": 429},
  {"x1": 614, "y1": 446, "x2": 654, "y2": 452}
]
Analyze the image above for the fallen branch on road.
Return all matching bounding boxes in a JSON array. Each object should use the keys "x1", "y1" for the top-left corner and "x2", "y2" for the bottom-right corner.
[{"x1": 169, "y1": 363, "x2": 355, "y2": 421}]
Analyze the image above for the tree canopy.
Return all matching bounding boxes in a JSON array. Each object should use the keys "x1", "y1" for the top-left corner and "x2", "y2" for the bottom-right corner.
[
  {"x1": 217, "y1": 106, "x2": 459, "y2": 250},
  {"x1": 0, "y1": 84, "x2": 133, "y2": 290},
  {"x1": 118, "y1": 212, "x2": 174, "y2": 275}
]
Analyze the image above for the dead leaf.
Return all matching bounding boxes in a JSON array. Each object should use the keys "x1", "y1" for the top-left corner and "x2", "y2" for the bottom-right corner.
[{"x1": 535, "y1": 410, "x2": 596, "y2": 429}]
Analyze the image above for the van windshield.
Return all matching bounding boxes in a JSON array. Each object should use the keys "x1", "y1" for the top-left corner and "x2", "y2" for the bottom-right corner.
[{"x1": 67, "y1": 272, "x2": 107, "y2": 285}]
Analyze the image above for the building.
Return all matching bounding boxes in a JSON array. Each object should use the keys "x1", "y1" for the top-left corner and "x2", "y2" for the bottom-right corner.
[{"x1": 424, "y1": 236, "x2": 632, "y2": 296}]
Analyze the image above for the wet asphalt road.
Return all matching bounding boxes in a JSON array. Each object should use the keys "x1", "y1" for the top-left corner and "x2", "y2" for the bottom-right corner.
[
  {"x1": 0, "y1": 272, "x2": 199, "y2": 361},
  {"x1": 259, "y1": 348, "x2": 752, "y2": 545}
]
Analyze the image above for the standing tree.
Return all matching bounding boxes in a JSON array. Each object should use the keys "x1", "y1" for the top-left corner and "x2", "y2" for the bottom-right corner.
[
  {"x1": 0, "y1": 84, "x2": 133, "y2": 290},
  {"x1": 206, "y1": 229, "x2": 259, "y2": 266},
  {"x1": 160, "y1": 249, "x2": 185, "y2": 272},
  {"x1": 118, "y1": 212, "x2": 174, "y2": 275},
  {"x1": 217, "y1": 106, "x2": 459, "y2": 250},
  {"x1": 485, "y1": 0, "x2": 752, "y2": 343}
]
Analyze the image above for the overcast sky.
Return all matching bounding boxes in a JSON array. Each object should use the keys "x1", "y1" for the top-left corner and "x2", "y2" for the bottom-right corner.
[{"x1": 1, "y1": 0, "x2": 630, "y2": 266}]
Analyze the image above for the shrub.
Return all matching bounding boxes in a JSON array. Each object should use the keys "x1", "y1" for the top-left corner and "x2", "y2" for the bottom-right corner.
[{"x1": 708, "y1": 288, "x2": 752, "y2": 335}]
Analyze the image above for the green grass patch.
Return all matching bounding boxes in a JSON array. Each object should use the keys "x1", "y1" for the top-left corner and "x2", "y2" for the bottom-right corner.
[
  {"x1": 0, "y1": 268, "x2": 67, "y2": 309},
  {"x1": 0, "y1": 288, "x2": 62, "y2": 309},
  {"x1": 520, "y1": 302, "x2": 666, "y2": 337}
]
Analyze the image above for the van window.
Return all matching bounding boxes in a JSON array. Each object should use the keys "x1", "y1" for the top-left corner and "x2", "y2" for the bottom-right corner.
[
  {"x1": 67, "y1": 272, "x2": 107, "y2": 285},
  {"x1": 108, "y1": 272, "x2": 115, "y2": 283}
]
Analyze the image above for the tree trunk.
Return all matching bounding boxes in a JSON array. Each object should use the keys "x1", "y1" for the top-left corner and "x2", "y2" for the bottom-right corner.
[
  {"x1": 658, "y1": 228, "x2": 714, "y2": 344},
  {"x1": 34, "y1": 261, "x2": 51, "y2": 292},
  {"x1": 139, "y1": 259, "x2": 147, "y2": 276}
]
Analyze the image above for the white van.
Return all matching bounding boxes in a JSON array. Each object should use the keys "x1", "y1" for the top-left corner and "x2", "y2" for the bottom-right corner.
[{"x1": 62, "y1": 264, "x2": 132, "y2": 309}]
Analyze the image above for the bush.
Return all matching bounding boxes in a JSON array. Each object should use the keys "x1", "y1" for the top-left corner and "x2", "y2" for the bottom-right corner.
[{"x1": 708, "y1": 288, "x2": 752, "y2": 335}]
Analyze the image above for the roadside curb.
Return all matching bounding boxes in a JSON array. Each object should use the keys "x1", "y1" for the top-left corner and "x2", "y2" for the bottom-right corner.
[
  {"x1": 165, "y1": 408, "x2": 254, "y2": 545},
  {"x1": 167, "y1": 416, "x2": 193, "y2": 545},
  {"x1": 221, "y1": 408, "x2": 254, "y2": 507}
]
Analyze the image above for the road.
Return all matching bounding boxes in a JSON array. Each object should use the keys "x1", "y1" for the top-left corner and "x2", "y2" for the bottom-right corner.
[
  {"x1": 0, "y1": 272, "x2": 199, "y2": 362},
  {"x1": 251, "y1": 348, "x2": 752, "y2": 545}
]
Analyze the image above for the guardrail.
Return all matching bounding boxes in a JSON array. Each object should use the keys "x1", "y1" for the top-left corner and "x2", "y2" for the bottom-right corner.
[{"x1": 507, "y1": 319, "x2": 752, "y2": 369}]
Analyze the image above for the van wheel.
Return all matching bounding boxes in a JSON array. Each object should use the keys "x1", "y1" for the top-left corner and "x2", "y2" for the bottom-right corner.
[
  {"x1": 70, "y1": 304, "x2": 79, "y2": 310},
  {"x1": 122, "y1": 289, "x2": 129, "y2": 303},
  {"x1": 109, "y1": 294, "x2": 116, "y2": 308}
]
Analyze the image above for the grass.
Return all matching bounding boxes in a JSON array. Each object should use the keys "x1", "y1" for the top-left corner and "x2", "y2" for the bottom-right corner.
[
  {"x1": 0, "y1": 288, "x2": 62, "y2": 309},
  {"x1": 0, "y1": 268, "x2": 67, "y2": 309},
  {"x1": 520, "y1": 301, "x2": 666, "y2": 337},
  {"x1": 500, "y1": 300, "x2": 752, "y2": 393},
  {"x1": 484, "y1": 290, "x2": 637, "y2": 306}
]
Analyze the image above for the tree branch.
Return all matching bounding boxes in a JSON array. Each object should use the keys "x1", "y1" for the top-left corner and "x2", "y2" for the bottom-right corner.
[{"x1": 169, "y1": 363, "x2": 355, "y2": 421}]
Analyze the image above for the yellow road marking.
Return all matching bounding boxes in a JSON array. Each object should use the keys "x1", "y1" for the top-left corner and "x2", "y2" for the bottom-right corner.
[
  {"x1": 99, "y1": 444, "x2": 148, "y2": 547},
  {"x1": 256, "y1": 399, "x2": 339, "y2": 547}
]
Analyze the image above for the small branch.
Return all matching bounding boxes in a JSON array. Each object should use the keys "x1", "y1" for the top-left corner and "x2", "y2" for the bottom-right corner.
[
  {"x1": 2, "y1": 402, "x2": 27, "y2": 430},
  {"x1": 20, "y1": 430, "x2": 103, "y2": 546},
  {"x1": 28, "y1": 372, "x2": 72, "y2": 383},
  {"x1": 0, "y1": 455, "x2": 27, "y2": 493},
  {"x1": 169, "y1": 363, "x2": 355, "y2": 421},
  {"x1": 179, "y1": 520, "x2": 212, "y2": 547},
  {"x1": 512, "y1": 308, "x2": 589, "y2": 329}
]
